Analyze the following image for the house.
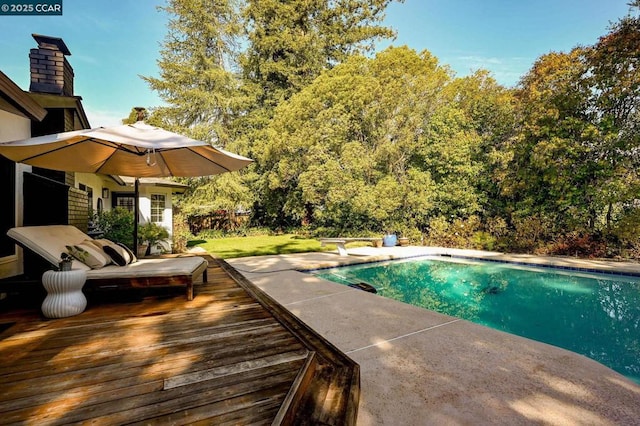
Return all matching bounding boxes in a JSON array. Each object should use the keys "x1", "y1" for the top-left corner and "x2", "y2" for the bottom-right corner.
[
  {"x1": 114, "y1": 177, "x2": 187, "y2": 254},
  {"x1": 0, "y1": 34, "x2": 92, "y2": 281},
  {"x1": 0, "y1": 35, "x2": 183, "y2": 282},
  {"x1": 74, "y1": 174, "x2": 187, "y2": 253},
  {"x1": 0, "y1": 70, "x2": 47, "y2": 279}
]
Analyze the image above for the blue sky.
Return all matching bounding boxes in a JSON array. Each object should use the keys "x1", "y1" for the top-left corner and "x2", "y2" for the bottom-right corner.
[{"x1": 0, "y1": 0, "x2": 632, "y2": 127}]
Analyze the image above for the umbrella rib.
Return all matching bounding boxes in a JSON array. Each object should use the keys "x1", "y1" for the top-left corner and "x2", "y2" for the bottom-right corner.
[
  {"x1": 16, "y1": 137, "x2": 146, "y2": 165},
  {"x1": 163, "y1": 146, "x2": 233, "y2": 175},
  {"x1": 89, "y1": 138, "x2": 147, "y2": 155},
  {"x1": 92, "y1": 139, "x2": 148, "y2": 175},
  {"x1": 13, "y1": 143, "x2": 79, "y2": 163},
  {"x1": 156, "y1": 151, "x2": 174, "y2": 176}
]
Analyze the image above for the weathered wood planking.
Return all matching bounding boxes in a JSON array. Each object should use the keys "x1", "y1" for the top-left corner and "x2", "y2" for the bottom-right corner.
[{"x1": 0, "y1": 255, "x2": 359, "y2": 425}]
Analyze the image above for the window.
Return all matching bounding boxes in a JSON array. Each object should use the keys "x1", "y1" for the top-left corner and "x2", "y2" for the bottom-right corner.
[
  {"x1": 151, "y1": 194, "x2": 165, "y2": 223},
  {"x1": 115, "y1": 196, "x2": 135, "y2": 212},
  {"x1": 79, "y1": 184, "x2": 94, "y2": 215}
]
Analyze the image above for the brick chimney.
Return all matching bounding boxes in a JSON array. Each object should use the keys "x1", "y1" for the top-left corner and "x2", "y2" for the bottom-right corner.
[{"x1": 29, "y1": 34, "x2": 74, "y2": 96}]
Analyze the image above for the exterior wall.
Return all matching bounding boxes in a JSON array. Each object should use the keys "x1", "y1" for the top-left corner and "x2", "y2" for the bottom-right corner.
[
  {"x1": 68, "y1": 188, "x2": 88, "y2": 233},
  {"x1": 0, "y1": 109, "x2": 30, "y2": 141},
  {"x1": 63, "y1": 58, "x2": 74, "y2": 97},
  {"x1": 75, "y1": 172, "x2": 112, "y2": 214},
  {"x1": 139, "y1": 185, "x2": 175, "y2": 254},
  {"x1": 75, "y1": 173, "x2": 179, "y2": 254},
  {"x1": 0, "y1": 110, "x2": 31, "y2": 279}
]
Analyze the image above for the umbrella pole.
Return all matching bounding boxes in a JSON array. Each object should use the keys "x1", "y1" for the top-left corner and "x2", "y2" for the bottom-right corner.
[{"x1": 134, "y1": 178, "x2": 139, "y2": 250}]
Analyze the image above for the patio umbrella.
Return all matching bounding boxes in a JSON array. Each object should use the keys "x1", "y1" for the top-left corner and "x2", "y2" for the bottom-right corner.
[{"x1": 0, "y1": 121, "x2": 253, "y2": 245}]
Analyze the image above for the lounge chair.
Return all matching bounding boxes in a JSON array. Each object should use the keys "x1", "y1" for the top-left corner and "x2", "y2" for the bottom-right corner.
[{"x1": 7, "y1": 225, "x2": 208, "y2": 300}]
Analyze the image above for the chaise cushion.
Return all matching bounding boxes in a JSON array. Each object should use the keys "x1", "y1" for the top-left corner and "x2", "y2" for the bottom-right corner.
[
  {"x1": 8, "y1": 225, "x2": 92, "y2": 271},
  {"x1": 8, "y1": 225, "x2": 208, "y2": 285},
  {"x1": 85, "y1": 256, "x2": 208, "y2": 281}
]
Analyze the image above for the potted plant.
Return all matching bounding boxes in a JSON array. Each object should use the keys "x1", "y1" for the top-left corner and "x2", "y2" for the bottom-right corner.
[
  {"x1": 59, "y1": 252, "x2": 74, "y2": 271},
  {"x1": 138, "y1": 222, "x2": 169, "y2": 256}
]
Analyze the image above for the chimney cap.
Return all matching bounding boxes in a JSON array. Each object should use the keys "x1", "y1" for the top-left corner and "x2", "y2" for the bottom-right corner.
[{"x1": 32, "y1": 33, "x2": 71, "y2": 55}]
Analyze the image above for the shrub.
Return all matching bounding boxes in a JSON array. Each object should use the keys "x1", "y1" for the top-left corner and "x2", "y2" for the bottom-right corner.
[
  {"x1": 425, "y1": 215, "x2": 481, "y2": 248},
  {"x1": 544, "y1": 232, "x2": 607, "y2": 258},
  {"x1": 172, "y1": 213, "x2": 192, "y2": 253},
  {"x1": 138, "y1": 222, "x2": 170, "y2": 254},
  {"x1": 610, "y1": 208, "x2": 640, "y2": 244},
  {"x1": 93, "y1": 208, "x2": 134, "y2": 249},
  {"x1": 425, "y1": 216, "x2": 451, "y2": 247},
  {"x1": 396, "y1": 226, "x2": 423, "y2": 244},
  {"x1": 196, "y1": 226, "x2": 274, "y2": 239},
  {"x1": 471, "y1": 231, "x2": 497, "y2": 250},
  {"x1": 511, "y1": 215, "x2": 551, "y2": 253},
  {"x1": 621, "y1": 240, "x2": 640, "y2": 260}
]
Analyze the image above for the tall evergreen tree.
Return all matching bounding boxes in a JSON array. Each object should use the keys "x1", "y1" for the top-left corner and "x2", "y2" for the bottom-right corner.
[
  {"x1": 143, "y1": 0, "x2": 244, "y2": 145},
  {"x1": 241, "y1": 0, "x2": 398, "y2": 107},
  {"x1": 143, "y1": 0, "x2": 253, "y2": 220}
]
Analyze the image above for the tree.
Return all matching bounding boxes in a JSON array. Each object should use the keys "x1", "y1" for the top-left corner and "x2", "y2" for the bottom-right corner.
[
  {"x1": 505, "y1": 4, "x2": 640, "y2": 241},
  {"x1": 122, "y1": 107, "x2": 148, "y2": 124},
  {"x1": 447, "y1": 70, "x2": 516, "y2": 219},
  {"x1": 254, "y1": 46, "x2": 483, "y2": 233},
  {"x1": 507, "y1": 49, "x2": 596, "y2": 232},
  {"x1": 143, "y1": 0, "x2": 257, "y2": 221},
  {"x1": 241, "y1": 0, "x2": 398, "y2": 106},
  {"x1": 236, "y1": 0, "x2": 402, "y2": 227},
  {"x1": 586, "y1": 2, "x2": 640, "y2": 233},
  {"x1": 143, "y1": 0, "x2": 244, "y2": 145}
]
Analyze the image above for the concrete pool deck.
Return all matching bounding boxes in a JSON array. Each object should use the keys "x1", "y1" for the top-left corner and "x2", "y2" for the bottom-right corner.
[{"x1": 225, "y1": 247, "x2": 640, "y2": 425}]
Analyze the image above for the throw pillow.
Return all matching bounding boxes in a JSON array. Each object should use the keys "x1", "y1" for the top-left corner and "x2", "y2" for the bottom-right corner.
[
  {"x1": 66, "y1": 242, "x2": 110, "y2": 269},
  {"x1": 117, "y1": 242, "x2": 138, "y2": 263},
  {"x1": 93, "y1": 239, "x2": 131, "y2": 266}
]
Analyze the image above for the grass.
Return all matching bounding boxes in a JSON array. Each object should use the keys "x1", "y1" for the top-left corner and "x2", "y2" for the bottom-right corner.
[{"x1": 190, "y1": 234, "x2": 331, "y2": 259}]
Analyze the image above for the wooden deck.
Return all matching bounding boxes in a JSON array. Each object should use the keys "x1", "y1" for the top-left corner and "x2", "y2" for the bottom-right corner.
[{"x1": 0, "y1": 255, "x2": 359, "y2": 425}]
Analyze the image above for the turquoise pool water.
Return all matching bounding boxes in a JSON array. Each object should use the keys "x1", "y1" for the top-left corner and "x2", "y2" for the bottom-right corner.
[{"x1": 316, "y1": 257, "x2": 640, "y2": 384}]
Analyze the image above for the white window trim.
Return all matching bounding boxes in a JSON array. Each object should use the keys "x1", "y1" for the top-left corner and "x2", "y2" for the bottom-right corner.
[{"x1": 150, "y1": 193, "x2": 166, "y2": 223}]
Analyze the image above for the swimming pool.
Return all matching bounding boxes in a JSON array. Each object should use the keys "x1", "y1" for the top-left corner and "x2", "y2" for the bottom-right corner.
[{"x1": 315, "y1": 256, "x2": 640, "y2": 384}]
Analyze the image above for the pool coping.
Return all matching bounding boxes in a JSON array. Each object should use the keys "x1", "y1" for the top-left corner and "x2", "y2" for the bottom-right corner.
[
  {"x1": 304, "y1": 252, "x2": 640, "y2": 279},
  {"x1": 226, "y1": 247, "x2": 640, "y2": 425}
]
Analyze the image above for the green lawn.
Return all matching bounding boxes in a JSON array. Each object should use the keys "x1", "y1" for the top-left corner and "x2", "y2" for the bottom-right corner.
[{"x1": 190, "y1": 234, "x2": 331, "y2": 259}]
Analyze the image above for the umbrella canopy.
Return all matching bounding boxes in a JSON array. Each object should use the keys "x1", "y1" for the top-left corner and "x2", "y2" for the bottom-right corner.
[
  {"x1": 0, "y1": 121, "x2": 253, "y2": 248},
  {"x1": 0, "y1": 121, "x2": 253, "y2": 177}
]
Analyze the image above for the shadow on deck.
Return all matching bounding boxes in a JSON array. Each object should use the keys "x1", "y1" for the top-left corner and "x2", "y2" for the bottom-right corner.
[{"x1": 0, "y1": 254, "x2": 359, "y2": 425}]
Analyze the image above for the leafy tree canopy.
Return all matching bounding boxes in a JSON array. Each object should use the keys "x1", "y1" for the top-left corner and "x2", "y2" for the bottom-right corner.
[{"x1": 254, "y1": 46, "x2": 483, "y2": 233}]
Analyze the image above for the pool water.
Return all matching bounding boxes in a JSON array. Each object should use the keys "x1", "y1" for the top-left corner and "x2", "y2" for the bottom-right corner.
[{"x1": 316, "y1": 257, "x2": 640, "y2": 384}]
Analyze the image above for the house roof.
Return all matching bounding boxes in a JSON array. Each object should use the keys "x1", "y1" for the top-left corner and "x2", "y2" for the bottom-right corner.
[
  {"x1": 27, "y1": 92, "x2": 90, "y2": 129},
  {"x1": 0, "y1": 71, "x2": 47, "y2": 121},
  {"x1": 119, "y1": 176, "x2": 189, "y2": 193}
]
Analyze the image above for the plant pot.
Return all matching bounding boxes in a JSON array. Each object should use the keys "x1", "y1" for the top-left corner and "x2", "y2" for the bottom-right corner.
[
  {"x1": 398, "y1": 237, "x2": 410, "y2": 247},
  {"x1": 58, "y1": 259, "x2": 73, "y2": 271},
  {"x1": 137, "y1": 243, "x2": 149, "y2": 258}
]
